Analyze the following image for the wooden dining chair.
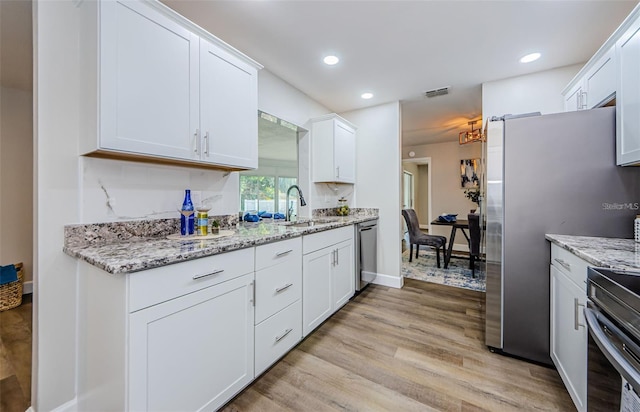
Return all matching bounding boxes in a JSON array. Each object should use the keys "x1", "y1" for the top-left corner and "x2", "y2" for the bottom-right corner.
[{"x1": 402, "y1": 209, "x2": 447, "y2": 267}]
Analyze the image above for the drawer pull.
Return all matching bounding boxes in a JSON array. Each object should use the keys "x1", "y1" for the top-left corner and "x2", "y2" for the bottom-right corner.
[
  {"x1": 275, "y1": 283, "x2": 293, "y2": 293},
  {"x1": 574, "y1": 298, "x2": 585, "y2": 330},
  {"x1": 554, "y1": 258, "x2": 571, "y2": 271},
  {"x1": 275, "y1": 328, "x2": 293, "y2": 343},
  {"x1": 275, "y1": 249, "x2": 293, "y2": 257},
  {"x1": 192, "y1": 269, "x2": 224, "y2": 280}
]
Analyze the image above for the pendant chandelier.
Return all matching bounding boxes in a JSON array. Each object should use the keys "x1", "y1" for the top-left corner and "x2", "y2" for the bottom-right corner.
[{"x1": 459, "y1": 120, "x2": 484, "y2": 145}]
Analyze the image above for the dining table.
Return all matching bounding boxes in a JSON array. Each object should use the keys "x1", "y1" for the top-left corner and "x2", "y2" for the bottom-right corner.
[{"x1": 430, "y1": 219, "x2": 470, "y2": 269}]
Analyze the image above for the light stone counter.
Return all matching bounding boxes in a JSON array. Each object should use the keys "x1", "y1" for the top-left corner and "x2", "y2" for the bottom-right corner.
[
  {"x1": 64, "y1": 211, "x2": 378, "y2": 274},
  {"x1": 545, "y1": 234, "x2": 640, "y2": 271}
]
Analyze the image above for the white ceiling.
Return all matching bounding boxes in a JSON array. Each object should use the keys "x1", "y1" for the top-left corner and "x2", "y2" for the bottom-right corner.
[
  {"x1": 2, "y1": 1, "x2": 638, "y2": 147},
  {"x1": 162, "y1": 0, "x2": 638, "y2": 146}
]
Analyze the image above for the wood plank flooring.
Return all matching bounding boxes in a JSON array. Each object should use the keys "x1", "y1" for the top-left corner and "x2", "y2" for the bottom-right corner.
[
  {"x1": 0, "y1": 294, "x2": 32, "y2": 412},
  {"x1": 223, "y1": 279, "x2": 575, "y2": 412}
]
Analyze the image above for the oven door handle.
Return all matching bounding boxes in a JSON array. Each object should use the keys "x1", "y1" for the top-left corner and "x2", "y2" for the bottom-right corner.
[{"x1": 584, "y1": 307, "x2": 640, "y2": 391}]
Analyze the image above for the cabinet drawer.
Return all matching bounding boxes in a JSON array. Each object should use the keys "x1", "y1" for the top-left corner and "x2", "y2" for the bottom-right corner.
[
  {"x1": 255, "y1": 253, "x2": 302, "y2": 324},
  {"x1": 255, "y1": 237, "x2": 302, "y2": 271},
  {"x1": 128, "y1": 248, "x2": 254, "y2": 312},
  {"x1": 303, "y1": 225, "x2": 354, "y2": 255},
  {"x1": 551, "y1": 244, "x2": 589, "y2": 290},
  {"x1": 255, "y1": 300, "x2": 302, "y2": 376}
]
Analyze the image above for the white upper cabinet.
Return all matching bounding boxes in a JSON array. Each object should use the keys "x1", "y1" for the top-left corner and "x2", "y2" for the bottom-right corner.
[
  {"x1": 617, "y1": 16, "x2": 640, "y2": 166},
  {"x1": 311, "y1": 114, "x2": 357, "y2": 183},
  {"x1": 563, "y1": 45, "x2": 616, "y2": 112},
  {"x1": 79, "y1": 0, "x2": 261, "y2": 170},
  {"x1": 199, "y1": 38, "x2": 258, "y2": 169}
]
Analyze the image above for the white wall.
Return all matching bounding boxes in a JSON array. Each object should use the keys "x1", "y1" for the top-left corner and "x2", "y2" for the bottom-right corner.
[
  {"x1": 402, "y1": 142, "x2": 481, "y2": 247},
  {"x1": 482, "y1": 64, "x2": 582, "y2": 120},
  {"x1": 0, "y1": 87, "x2": 33, "y2": 283},
  {"x1": 342, "y1": 102, "x2": 403, "y2": 288}
]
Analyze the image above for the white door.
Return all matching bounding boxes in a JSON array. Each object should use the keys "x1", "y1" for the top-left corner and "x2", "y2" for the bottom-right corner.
[
  {"x1": 302, "y1": 247, "x2": 333, "y2": 336},
  {"x1": 129, "y1": 273, "x2": 254, "y2": 412},
  {"x1": 333, "y1": 239, "x2": 355, "y2": 309},
  {"x1": 200, "y1": 38, "x2": 258, "y2": 169},
  {"x1": 333, "y1": 121, "x2": 356, "y2": 183},
  {"x1": 550, "y1": 265, "x2": 587, "y2": 412},
  {"x1": 100, "y1": 0, "x2": 200, "y2": 160},
  {"x1": 403, "y1": 171, "x2": 414, "y2": 209}
]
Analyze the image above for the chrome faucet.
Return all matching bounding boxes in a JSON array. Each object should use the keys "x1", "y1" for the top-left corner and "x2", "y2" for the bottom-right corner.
[{"x1": 285, "y1": 185, "x2": 307, "y2": 221}]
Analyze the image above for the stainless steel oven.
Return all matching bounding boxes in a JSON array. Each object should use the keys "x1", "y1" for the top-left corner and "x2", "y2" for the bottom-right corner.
[{"x1": 586, "y1": 267, "x2": 640, "y2": 411}]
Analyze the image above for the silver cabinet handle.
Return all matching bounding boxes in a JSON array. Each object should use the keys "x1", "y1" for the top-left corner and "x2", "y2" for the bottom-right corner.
[
  {"x1": 250, "y1": 280, "x2": 255, "y2": 307},
  {"x1": 554, "y1": 258, "x2": 571, "y2": 272},
  {"x1": 574, "y1": 298, "x2": 585, "y2": 330},
  {"x1": 192, "y1": 269, "x2": 224, "y2": 280},
  {"x1": 332, "y1": 249, "x2": 336, "y2": 266},
  {"x1": 581, "y1": 91, "x2": 588, "y2": 109},
  {"x1": 275, "y1": 328, "x2": 293, "y2": 343},
  {"x1": 275, "y1": 283, "x2": 293, "y2": 293},
  {"x1": 276, "y1": 249, "x2": 293, "y2": 257},
  {"x1": 335, "y1": 248, "x2": 339, "y2": 266},
  {"x1": 204, "y1": 131, "x2": 210, "y2": 157},
  {"x1": 336, "y1": 166, "x2": 340, "y2": 178},
  {"x1": 193, "y1": 129, "x2": 200, "y2": 154}
]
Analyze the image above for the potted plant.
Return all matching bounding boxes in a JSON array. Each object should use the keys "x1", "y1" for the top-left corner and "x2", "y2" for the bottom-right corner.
[
  {"x1": 211, "y1": 220, "x2": 220, "y2": 234},
  {"x1": 464, "y1": 188, "x2": 482, "y2": 213}
]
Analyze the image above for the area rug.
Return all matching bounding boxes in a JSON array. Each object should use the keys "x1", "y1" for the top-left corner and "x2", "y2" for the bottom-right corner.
[{"x1": 402, "y1": 249, "x2": 486, "y2": 292}]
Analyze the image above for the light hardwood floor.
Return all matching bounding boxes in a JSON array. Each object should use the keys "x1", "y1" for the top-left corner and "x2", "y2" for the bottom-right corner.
[
  {"x1": 223, "y1": 279, "x2": 575, "y2": 412},
  {"x1": 0, "y1": 294, "x2": 32, "y2": 412}
]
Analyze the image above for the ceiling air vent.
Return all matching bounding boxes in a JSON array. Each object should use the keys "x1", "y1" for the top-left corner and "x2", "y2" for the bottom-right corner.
[{"x1": 424, "y1": 86, "x2": 450, "y2": 98}]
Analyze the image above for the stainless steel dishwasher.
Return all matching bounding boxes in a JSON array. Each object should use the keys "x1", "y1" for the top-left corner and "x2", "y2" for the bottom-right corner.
[{"x1": 355, "y1": 219, "x2": 378, "y2": 292}]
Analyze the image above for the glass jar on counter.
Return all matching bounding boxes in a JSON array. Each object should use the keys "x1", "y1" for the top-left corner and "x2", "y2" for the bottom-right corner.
[{"x1": 336, "y1": 197, "x2": 350, "y2": 216}]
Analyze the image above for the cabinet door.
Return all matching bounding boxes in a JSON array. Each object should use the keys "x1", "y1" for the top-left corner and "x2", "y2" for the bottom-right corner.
[
  {"x1": 302, "y1": 247, "x2": 333, "y2": 337},
  {"x1": 584, "y1": 45, "x2": 616, "y2": 109},
  {"x1": 333, "y1": 239, "x2": 355, "y2": 309},
  {"x1": 129, "y1": 273, "x2": 254, "y2": 412},
  {"x1": 334, "y1": 120, "x2": 356, "y2": 183},
  {"x1": 564, "y1": 82, "x2": 583, "y2": 112},
  {"x1": 200, "y1": 38, "x2": 258, "y2": 169},
  {"x1": 100, "y1": 1, "x2": 200, "y2": 160},
  {"x1": 617, "y1": 18, "x2": 640, "y2": 165},
  {"x1": 550, "y1": 265, "x2": 587, "y2": 412}
]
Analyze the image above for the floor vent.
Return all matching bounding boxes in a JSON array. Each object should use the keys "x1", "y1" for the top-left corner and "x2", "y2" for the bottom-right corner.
[{"x1": 425, "y1": 86, "x2": 450, "y2": 98}]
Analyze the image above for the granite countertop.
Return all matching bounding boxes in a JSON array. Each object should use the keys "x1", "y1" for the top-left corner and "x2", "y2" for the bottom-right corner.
[
  {"x1": 545, "y1": 234, "x2": 640, "y2": 270},
  {"x1": 64, "y1": 213, "x2": 378, "y2": 275}
]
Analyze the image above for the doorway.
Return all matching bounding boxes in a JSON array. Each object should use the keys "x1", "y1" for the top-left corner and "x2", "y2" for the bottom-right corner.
[{"x1": 402, "y1": 157, "x2": 431, "y2": 230}]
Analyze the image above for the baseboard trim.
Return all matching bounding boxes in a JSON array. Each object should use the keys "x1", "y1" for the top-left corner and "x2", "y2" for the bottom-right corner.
[
  {"x1": 372, "y1": 272, "x2": 403, "y2": 289},
  {"x1": 23, "y1": 280, "x2": 33, "y2": 295},
  {"x1": 49, "y1": 398, "x2": 78, "y2": 412}
]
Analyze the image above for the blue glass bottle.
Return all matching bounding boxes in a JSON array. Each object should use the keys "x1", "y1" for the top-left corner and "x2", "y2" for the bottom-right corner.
[{"x1": 180, "y1": 189, "x2": 195, "y2": 235}]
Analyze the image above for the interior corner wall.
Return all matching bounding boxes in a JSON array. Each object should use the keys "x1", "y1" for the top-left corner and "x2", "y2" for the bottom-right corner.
[
  {"x1": 402, "y1": 141, "x2": 481, "y2": 248},
  {"x1": 341, "y1": 102, "x2": 402, "y2": 287},
  {"x1": 34, "y1": 1, "x2": 81, "y2": 410},
  {"x1": 482, "y1": 64, "x2": 582, "y2": 120},
  {"x1": 0, "y1": 87, "x2": 33, "y2": 283}
]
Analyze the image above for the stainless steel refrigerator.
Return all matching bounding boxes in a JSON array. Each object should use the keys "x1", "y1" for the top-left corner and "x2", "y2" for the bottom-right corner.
[{"x1": 483, "y1": 106, "x2": 640, "y2": 365}]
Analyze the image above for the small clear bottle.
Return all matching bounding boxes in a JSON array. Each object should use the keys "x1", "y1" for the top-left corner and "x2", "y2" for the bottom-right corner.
[{"x1": 336, "y1": 197, "x2": 350, "y2": 216}]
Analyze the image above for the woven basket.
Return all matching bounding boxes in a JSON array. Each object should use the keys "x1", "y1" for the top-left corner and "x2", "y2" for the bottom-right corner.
[{"x1": 0, "y1": 262, "x2": 24, "y2": 311}]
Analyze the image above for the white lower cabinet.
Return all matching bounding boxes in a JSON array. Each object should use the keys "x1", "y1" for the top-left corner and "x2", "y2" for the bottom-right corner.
[
  {"x1": 254, "y1": 238, "x2": 303, "y2": 376},
  {"x1": 302, "y1": 226, "x2": 355, "y2": 337},
  {"x1": 550, "y1": 245, "x2": 588, "y2": 412},
  {"x1": 129, "y1": 273, "x2": 254, "y2": 412}
]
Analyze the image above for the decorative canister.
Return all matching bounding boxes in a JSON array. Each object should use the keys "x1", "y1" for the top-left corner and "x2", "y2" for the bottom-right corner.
[
  {"x1": 196, "y1": 208, "x2": 210, "y2": 236},
  {"x1": 635, "y1": 215, "x2": 640, "y2": 243},
  {"x1": 336, "y1": 197, "x2": 349, "y2": 216}
]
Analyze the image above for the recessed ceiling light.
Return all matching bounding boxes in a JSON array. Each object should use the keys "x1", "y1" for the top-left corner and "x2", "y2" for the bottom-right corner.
[
  {"x1": 520, "y1": 52, "x2": 541, "y2": 63},
  {"x1": 323, "y1": 55, "x2": 339, "y2": 65},
  {"x1": 361, "y1": 92, "x2": 373, "y2": 99}
]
